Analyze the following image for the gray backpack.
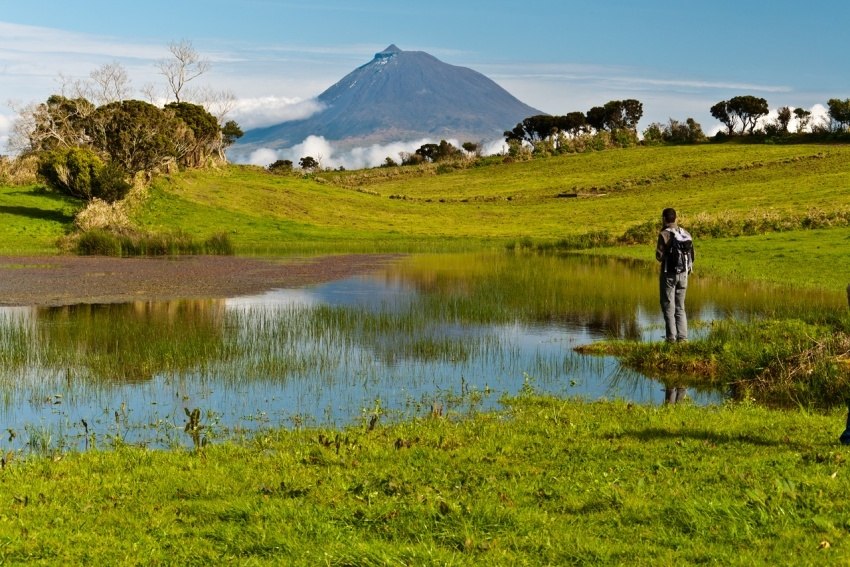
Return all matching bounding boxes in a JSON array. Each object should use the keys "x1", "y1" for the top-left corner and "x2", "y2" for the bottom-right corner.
[{"x1": 663, "y1": 227, "x2": 693, "y2": 274}]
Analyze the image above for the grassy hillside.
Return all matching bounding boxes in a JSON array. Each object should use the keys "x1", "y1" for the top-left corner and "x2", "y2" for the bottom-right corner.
[
  {"x1": 2, "y1": 143, "x2": 849, "y2": 289},
  {"x1": 0, "y1": 185, "x2": 78, "y2": 254},
  {"x1": 133, "y1": 144, "x2": 850, "y2": 251}
]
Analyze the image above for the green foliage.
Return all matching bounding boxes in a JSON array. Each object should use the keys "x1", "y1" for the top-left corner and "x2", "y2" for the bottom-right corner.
[
  {"x1": 37, "y1": 147, "x2": 102, "y2": 201},
  {"x1": 36, "y1": 148, "x2": 131, "y2": 203},
  {"x1": 299, "y1": 156, "x2": 319, "y2": 171},
  {"x1": 165, "y1": 101, "x2": 221, "y2": 167},
  {"x1": 28, "y1": 95, "x2": 97, "y2": 152},
  {"x1": 221, "y1": 120, "x2": 244, "y2": 148},
  {"x1": 93, "y1": 100, "x2": 184, "y2": 175},
  {"x1": 711, "y1": 95, "x2": 770, "y2": 135},
  {"x1": 94, "y1": 161, "x2": 132, "y2": 202},
  {"x1": 643, "y1": 118, "x2": 707, "y2": 145},
  {"x1": 75, "y1": 227, "x2": 122, "y2": 255},
  {"x1": 267, "y1": 159, "x2": 293, "y2": 174},
  {"x1": 415, "y1": 140, "x2": 463, "y2": 162},
  {"x1": 827, "y1": 98, "x2": 850, "y2": 131}
]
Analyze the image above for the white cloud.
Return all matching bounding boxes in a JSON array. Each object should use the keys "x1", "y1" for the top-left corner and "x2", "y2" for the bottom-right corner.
[
  {"x1": 229, "y1": 97, "x2": 324, "y2": 130},
  {"x1": 240, "y1": 135, "x2": 500, "y2": 170},
  {"x1": 0, "y1": 113, "x2": 12, "y2": 154}
]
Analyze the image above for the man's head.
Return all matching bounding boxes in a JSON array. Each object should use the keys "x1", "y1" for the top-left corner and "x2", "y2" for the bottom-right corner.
[{"x1": 662, "y1": 208, "x2": 677, "y2": 224}]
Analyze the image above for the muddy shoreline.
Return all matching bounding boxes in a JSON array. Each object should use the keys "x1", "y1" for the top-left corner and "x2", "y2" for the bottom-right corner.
[{"x1": 0, "y1": 254, "x2": 403, "y2": 307}]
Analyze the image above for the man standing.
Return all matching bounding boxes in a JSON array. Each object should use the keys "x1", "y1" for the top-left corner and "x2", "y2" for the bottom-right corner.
[
  {"x1": 656, "y1": 208, "x2": 694, "y2": 404},
  {"x1": 656, "y1": 207, "x2": 694, "y2": 343}
]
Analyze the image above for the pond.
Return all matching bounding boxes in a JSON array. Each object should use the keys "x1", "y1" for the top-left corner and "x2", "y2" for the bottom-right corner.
[{"x1": 0, "y1": 252, "x2": 843, "y2": 451}]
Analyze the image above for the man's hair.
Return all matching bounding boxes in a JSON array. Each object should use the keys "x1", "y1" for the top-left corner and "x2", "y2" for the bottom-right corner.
[{"x1": 662, "y1": 208, "x2": 677, "y2": 223}]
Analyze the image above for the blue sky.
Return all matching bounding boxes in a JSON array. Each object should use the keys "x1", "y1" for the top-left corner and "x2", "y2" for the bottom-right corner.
[{"x1": 1, "y1": 0, "x2": 848, "y2": 165}]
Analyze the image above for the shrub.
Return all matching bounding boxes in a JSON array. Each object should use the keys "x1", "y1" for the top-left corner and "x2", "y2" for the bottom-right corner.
[
  {"x1": 95, "y1": 161, "x2": 132, "y2": 202},
  {"x1": 37, "y1": 148, "x2": 130, "y2": 203},
  {"x1": 0, "y1": 154, "x2": 38, "y2": 185},
  {"x1": 268, "y1": 159, "x2": 293, "y2": 174},
  {"x1": 37, "y1": 147, "x2": 103, "y2": 201}
]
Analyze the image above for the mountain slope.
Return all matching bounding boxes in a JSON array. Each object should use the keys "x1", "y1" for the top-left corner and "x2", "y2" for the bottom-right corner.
[{"x1": 238, "y1": 45, "x2": 542, "y2": 150}]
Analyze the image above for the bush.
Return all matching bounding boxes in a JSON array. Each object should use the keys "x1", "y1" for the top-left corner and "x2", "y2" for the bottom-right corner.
[
  {"x1": 267, "y1": 159, "x2": 293, "y2": 174},
  {"x1": 0, "y1": 154, "x2": 38, "y2": 185},
  {"x1": 95, "y1": 161, "x2": 132, "y2": 202},
  {"x1": 38, "y1": 147, "x2": 103, "y2": 200},
  {"x1": 37, "y1": 148, "x2": 130, "y2": 203}
]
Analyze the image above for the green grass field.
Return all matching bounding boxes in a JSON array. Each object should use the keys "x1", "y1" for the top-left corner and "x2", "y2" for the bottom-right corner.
[
  {"x1": 2, "y1": 396, "x2": 849, "y2": 564},
  {"x1": 127, "y1": 143, "x2": 850, "y2": 257},
  {"x1": 3, "y1": 143, "x2": 850, "y2": 265}
]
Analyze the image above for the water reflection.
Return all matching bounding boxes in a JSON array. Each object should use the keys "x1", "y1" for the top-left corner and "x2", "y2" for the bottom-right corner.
[{"x1": 0, "y1": 252, "x2": 842, "y2": 450}]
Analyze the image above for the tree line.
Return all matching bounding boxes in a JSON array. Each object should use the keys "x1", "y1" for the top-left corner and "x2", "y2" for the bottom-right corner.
[
  {"x1": 503, "y1": 94, "x2": 850, "y2": 160},
  {"x1": 11, "y1": 41, "x2": 243, "y2": 203}
]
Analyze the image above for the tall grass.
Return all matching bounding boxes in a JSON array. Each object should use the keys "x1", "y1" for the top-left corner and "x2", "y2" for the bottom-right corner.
[{"x1": 74, "y1": 228, "x2": 234, "y2": 256}]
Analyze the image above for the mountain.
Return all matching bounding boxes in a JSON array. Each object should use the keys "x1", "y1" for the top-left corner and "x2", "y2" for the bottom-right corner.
[{"x1": 237, "y1": 44, "x2": 542, "y2": 151}]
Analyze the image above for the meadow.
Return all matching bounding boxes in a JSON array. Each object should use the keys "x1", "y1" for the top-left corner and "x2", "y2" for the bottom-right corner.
[
  {"x1": 1, "y1": 141, "x2": 850, "y2": 563},
  {"x1": 1, "y1": 396, "x2": 848, "y2": 564}
]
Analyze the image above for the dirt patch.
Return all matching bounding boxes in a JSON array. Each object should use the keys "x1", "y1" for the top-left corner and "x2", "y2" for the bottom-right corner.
[{"x1": 0, "y1": 254, "x2": 403, "y2": 307}]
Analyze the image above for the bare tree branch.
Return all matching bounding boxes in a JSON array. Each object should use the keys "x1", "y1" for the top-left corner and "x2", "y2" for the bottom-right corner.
[{"x1": 156, "y1": 40, "x2": 211, "y2": 103}]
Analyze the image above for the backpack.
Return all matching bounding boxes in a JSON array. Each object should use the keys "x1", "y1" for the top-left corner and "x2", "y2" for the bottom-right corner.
[{"x1": 663, "y1": 227, "x2": 693, "y2": 274}]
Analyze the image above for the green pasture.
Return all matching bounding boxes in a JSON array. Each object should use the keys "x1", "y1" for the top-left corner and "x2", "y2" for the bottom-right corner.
[
  {"x1": 130, "y1": 143, "x2": 850, "y2": 255},
  {"x1": 1, "y1": 395, "x2": 849, "y2": 564},
  {"x1": 0, "y1": 184, "x2": 78, "y2": 254},
  {"x1": 2, "y1": 143, "x2": 850, "y2": 265}
]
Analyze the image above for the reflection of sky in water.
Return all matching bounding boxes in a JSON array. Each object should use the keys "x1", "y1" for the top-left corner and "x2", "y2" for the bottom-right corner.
[{"x1": 2, "y1": 259, "x2": 811, "y2": 450}]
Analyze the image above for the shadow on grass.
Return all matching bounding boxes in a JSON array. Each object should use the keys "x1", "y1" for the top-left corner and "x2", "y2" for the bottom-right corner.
[
  {"x1": 0, "y1": 205, "x2": 75, "y2": 224},
  {"x1": 617, "y1": 427, "x2": 810, "y2": 449}
]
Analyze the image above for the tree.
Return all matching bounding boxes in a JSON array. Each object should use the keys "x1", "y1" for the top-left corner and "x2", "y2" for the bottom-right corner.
[
  {"x1": 157, "y1": 40, "x2": 210, "y2": 103},
  {"x1": 621, "y1": 99, "x2": 644, "y2": 130},
  {"x1": 503, "y1": 122, "x2": 526, "y2": 144},
  {"x1": 22, "y1": 95, "x2": 96, "y2": 152},
  {"x1": 727, "y1": 95, "x2": 769, "y2": 134},
  {"x1": 775, "y1": 106, "x2": 792, "y2": 133},
  {"x1": 586, "y1": 106, "x2": 607, "y2": 132},
  {"x1": 92, "y1": 100, "x2": 184, "y2": 175},
  {"x1": 710, "y1": 101, "x2": 735, "y2": 135},
  {"x1": 557, "y1": 112, "x2": 588, "y2": 137},
  {"x1": 415, "y1": 143, "x2": 439, "y2": 162},
  {"x1": 220, "y1": 120, "x2": 244, "y2": 150},
  {"x1": 793, "y1": 107, "x2": 812, "y2": 133},
  {"x1": 601, "y1": 100, "x2": 624, "y2": 130},
  {"x1": 685, "y1": 118, "x2": 706, "y2": 142},
  {"x1": 710, "y1": 96, "x2": 769, "y2": 135},
  {"x1": 89, "y1": 62, "x2": 132, "y2": 106},
  {"x1": 642, "y1": 118, "x2": 705, "y2": 145},
  {"x1": 642, "y1": 123, "x2": 665, "y2": 145},
  {"x1": 299, "y1": 156, "x2": 319, "y2": 170},
  {"x1": 415, "y1": 140, "x2": 462, "y2": 162},
  {"x1": 827, "y1": 98, "x2": 850, "y2": 131},
  {"x1": 165, "y1": 102, "x2": 220, "y2": 167},
  {"x1": 461, "y1": 142, "x2": 480, "y2": 156}
]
